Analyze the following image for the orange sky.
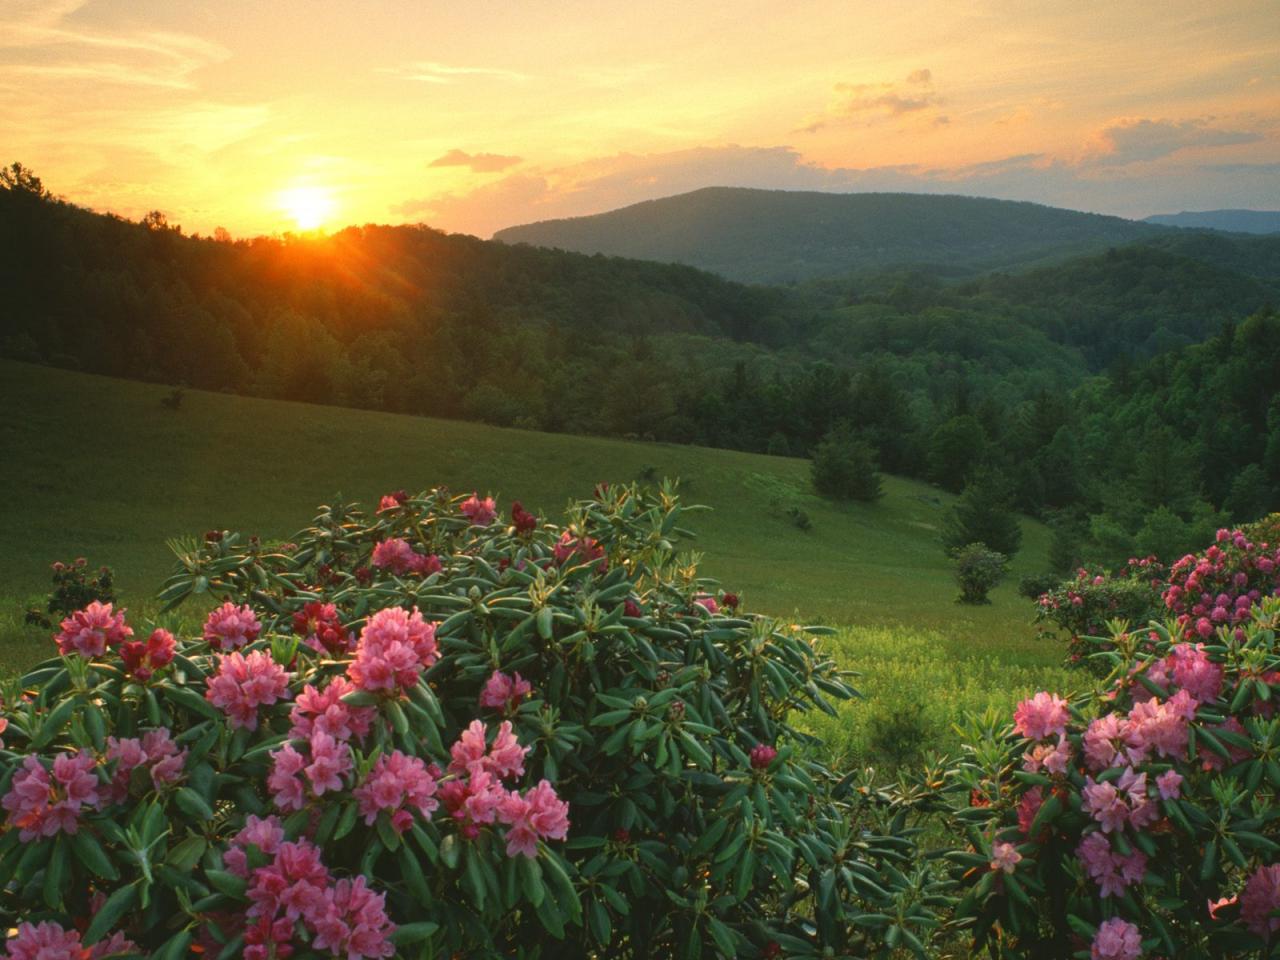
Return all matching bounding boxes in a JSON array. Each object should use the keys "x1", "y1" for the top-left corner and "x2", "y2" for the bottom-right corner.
[{"x1": 3, "y1": 0, "x2": 1277, "y2": 237}]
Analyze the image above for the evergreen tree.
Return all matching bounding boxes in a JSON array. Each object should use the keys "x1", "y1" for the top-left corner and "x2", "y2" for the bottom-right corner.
[
  {"x1": 811, "y1": 427, "x2": 883, "y2": 502},
  {"x1": 941, "y1": 467, "x2": 1022, "y2": 558}
]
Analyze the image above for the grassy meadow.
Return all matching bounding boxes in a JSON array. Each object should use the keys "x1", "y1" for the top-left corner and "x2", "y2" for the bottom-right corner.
[{"x1": 1, "y1": 359, "x2": 1070, "y2": 744}]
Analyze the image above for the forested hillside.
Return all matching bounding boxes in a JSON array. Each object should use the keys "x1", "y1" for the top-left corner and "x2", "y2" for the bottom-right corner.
[
  {"x1": 3, "y1": 173, "x2": 1277, "y2": 571},
  {"x1": 495, "y1": 186, "x2": 1166, "y2": 283}
]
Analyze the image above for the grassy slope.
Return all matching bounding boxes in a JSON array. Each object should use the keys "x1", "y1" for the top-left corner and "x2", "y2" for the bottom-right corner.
[{"x1": 1, "y1": 360, "x2": 1055, "y2": 671}]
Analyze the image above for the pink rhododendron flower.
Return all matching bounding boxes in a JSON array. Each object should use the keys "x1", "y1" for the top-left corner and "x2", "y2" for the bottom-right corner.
[
  {"x1": 245, "y1": 838, "x2": 331, "y2": 922},
  {"x1": 1023, "y1": 735, "x2": 1072, "y2": 775},
  {"x1": 308, "y1": 875, "x2": 396, "y2": 959},
  {"x1": 1013, "y1": 691, "x2": 1069, "y2": 740},
  {"x1": 1091, "y1": 917, "x2": 1143, "y2": 960},
  {"x1": 510, "y1": 500, "x2": 538, "y2": 534},
  {"x1": 118, "y1": 627, "x2": 175, "y2": 680},
  {"x1": 479, "y1": 670, "x2": 533, "y2": 710},
  {"x1": 291, "y1": 602, "x2": 351, "y2": 655},
  {"x1": 460, "y1": 494, "x2": 497, "y2": 526},
  {"x1": 205, "y1": 649, "x2": 292, "y2": 730},
  {"x1": 1155, "y1": 769, "x2": 1183, "y2": 800},
  {"x1": 353, "y1": 750, "x2": 439, "y2": 828},
  {"x1": 497, "y1": 779, "x2": 570, "y2": 858},
  {"x1": 449, "y1": 720, "x2": 529, "y2": 780},
  {"x1": 347, "y1": 606, "x2": 439, "y2": 694},
  {"x1": 377, "y1": 490, "x2": 408, "y2": 512},
  {"x1": 267, "y1": 743, "x2": 308, "y2": 812},
  {"x1": 289, "y1": 676, "x2": 373, "y2": 742},
  {"x1": 3, "y1": 921, "x2": 89, "y2": 960},
  {"x1": 750, "y1": 744, "x2": 778, "y2": 769},
  {"x1": 553, "y1": 532, "x2": 606, "y2": 570},
  {"x1": 224, "y1": 814, "x2": 286, "y2": 878},
  {"x1": 202, "y1": 602, "x2": 261, "y2": 652},
  {"x1": 1017, "y1": 787, "x2": 1044, "y2": 836},
  {"x1": 694, "y1": 594, "x2": 719, "y2": 614},
  {"x1": 990, "y1": 841, "x2": 1021, "y2": 874},
  {"x1": 55, "y1": 601, "x2": 132, "y2": 658},
  {"x1": 1077, "y1": 832, "x2": 1147, "y2": 897},
  {"x1": 2, "y1": 750, "x2": 100, "y2": 840},
  {"x1": 1242, "y1": 864, "x2": 1280, "y2": 937},
  {"x1": 371, "y1": 538, "x2": 417, "y2": 574}
]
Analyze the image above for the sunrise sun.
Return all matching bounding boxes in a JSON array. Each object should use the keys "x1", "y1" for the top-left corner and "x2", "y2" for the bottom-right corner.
[{"x1": 278, "y1": 184, "x2": 335, "y2": 231}]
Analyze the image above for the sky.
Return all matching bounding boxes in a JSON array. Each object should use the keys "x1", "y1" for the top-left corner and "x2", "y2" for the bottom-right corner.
[{"x1": 3, "y1": 0, "x2": 1278, "y2": 237}]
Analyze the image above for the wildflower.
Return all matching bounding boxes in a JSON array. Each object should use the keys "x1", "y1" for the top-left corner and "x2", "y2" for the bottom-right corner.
[
  {"x1": 1013, "y1": 691, "x2": 1070, "y2": 740},
  {"x1": 1091, "y1": 917, "x2": 1143, "y2": 960},
  {"x1": 990, "y1": 841, "x2": 1021, "y2": 874},
  {"x1": 203, "y1": 602, "x2": 262, "y2": 651},
  {"x1": 461, "y1": 494, "x2": 497, "y2": 526},
  {"x1": 55, "y1": 601, "x2": 132, "y2": 658},
  {"x1": 205, "y1": 649, "x2": 292, "y2": 731}
]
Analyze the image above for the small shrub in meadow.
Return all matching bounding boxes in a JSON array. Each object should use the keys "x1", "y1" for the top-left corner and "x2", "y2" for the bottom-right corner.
[
  {"x1": 0, "y1": 482, "x2": 950, "y2": 958},
  {"x1": 954, "y1": 543, "x2": 1008, "y2": 605},
  {"x1": 1033, "y1": 558, "x2": 1167, "y2": 670},
  {"x1": 948, "y1": 526, "x2": 1280, "y2": 959},
  {"x1": 23, "y1": 557, "x2": 116, "y2": 630}
]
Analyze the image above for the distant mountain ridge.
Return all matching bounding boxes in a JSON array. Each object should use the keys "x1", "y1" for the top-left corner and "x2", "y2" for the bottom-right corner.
[
  {"x1": 494, "y1": 187, "x2": 1168, "y2": 284},
  {"x1": 1143, "y1": 210, "x2": 1280, "y2": 235}
]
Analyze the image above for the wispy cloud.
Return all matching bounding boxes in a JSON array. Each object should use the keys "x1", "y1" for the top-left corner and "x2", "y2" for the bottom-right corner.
[
  {"x1": 429, "y1": 148, "x2": 523, "y2": 173},
  {"x1": 799, "y1": 68, "x2": 944, "y2": 133},
  {"x1": 378, "y1": 61, "x2": 528, "y2": 85},
  {"x1": 1084, "y1": 117, "x2": 1264, "y2": 166}
]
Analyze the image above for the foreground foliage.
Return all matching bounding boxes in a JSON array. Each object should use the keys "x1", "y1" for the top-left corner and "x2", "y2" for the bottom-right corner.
[
  {"x1": 0, "y1": 483, "x2": 953, "y2": 958},
  {"x1": 950, "y1": 520, "x2": 1280, "y2": 959}
]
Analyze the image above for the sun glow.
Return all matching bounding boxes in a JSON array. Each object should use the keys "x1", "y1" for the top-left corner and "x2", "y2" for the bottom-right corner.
[{"x1": 278, "y1": 185, "x2": 336, "y2": 231}]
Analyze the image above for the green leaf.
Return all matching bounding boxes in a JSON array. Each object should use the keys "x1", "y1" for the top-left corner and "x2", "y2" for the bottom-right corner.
[
  {"x1": 205, "y1": 869, "x2": 248, "y2": 899},
  {"x1": 174, "y1": 786, "x2": 215, "y2": 821},
  {"x1": 389, "y1": 922, "x2": 440, "y2": 945},
  {"x1": 84, "y1": 882, "x2": 139, "y2": 944},
  {"x1": 71, "y1": 829, "x2": 120, "y2": 880}
]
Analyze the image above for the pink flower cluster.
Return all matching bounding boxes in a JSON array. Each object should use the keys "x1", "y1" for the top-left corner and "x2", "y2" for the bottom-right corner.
[
  {"x1": 1163, "y1": 529, "x2": 1280, "y2": 637},
  {"x1": 203, "y1": 601, "x2": 262, "y2": 651},
  {"x1": 236, "y1": 826, "x2": 395, "y2": 960},
  {"x1": 376, "y1": 489, "x2": 408, "y2": 512},
  {"x1": 1091, "y1": 917, "x2": 1142, "y2": 960},
  {"x1": 510, "y1": 500, "x2": 538, "y2": 534},
  {"x1": 370, "y1": 538, "x2": 441, "y2": 577},
  {"x1": 1241, "y1": 863, "x2": 1280, "y2": 938},
  {"x1": 990, "y1": 841, "x2": 1021, "y2": 874},
  {"x1": 205, "y1": 649, "x2": 292, "y2": 730},
  {"x1": 269, "y1": 732, "x2": 353, "y2": 810},
  {"x1": 553, "y1": 531, "x2": 606, "y2": 571},
  {"x1": 55, "y1": 600, "x2": 132, "y2": 658},
  {"x1": 1, "y1": 750, "x2": 100, "y2": 840},
  {"x1": 435, "y1": 720, "x2": 568, "y2": 856},
  {"x1": 118, "y1": 627, "x2": 176, "y2": 680},
  {"x1": 1, "y1": 922, "x2": 137, "y2": 960},
  {"x1": 289, "y1": 676, "x2": 374, "y2": 742},
  {"x1": 347, "y1": 606, "x2": 439, "y2": 694},
  {"x1": 479, "y1": 670, "x2": 532, "y2": 710},
  {"x1": 292, "y1": 602, "x2": 352, "y2": 655},
  {"x1": 750, "y1": 744, "x2": 778, "y2": 770},
  {"x1": 1081, "y1": 768, "x2": 1158, "y2": 835},
  {"x1": 353, "y1": 750, "x2": 440, "y2": 833},
  {"x1": 461, "y1": 494, "x2": 497, "y2": 526},
  {"x1": 105, "y1": 727, "x2": 187, "y2": 801},
  {"x1": 694, "y1": 594, "x2": 719, "y2": 614},
  {"x1": 1075, "y1": 834, "x2": 1146, "y2": 901},
  {"x1": 1012, "y1": 692, "x2": 1069, "y2": 740}
]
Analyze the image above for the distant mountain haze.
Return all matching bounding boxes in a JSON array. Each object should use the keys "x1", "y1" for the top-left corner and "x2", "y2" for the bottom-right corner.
[
  {"x1": 1143, "y1": 210, "x2": 1280, "y2": 235},
  {"x1": 494, "y1": 187, "x2": 1170, "y2": 284}
]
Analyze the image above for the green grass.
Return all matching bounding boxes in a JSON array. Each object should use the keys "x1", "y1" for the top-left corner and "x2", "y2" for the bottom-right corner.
[
  {"x1": 1, "y1": 359, "x2": 1057, "y2": 676},
  {"x1": 802, "y1": 626, "x2": 1079, "y2": 772}
]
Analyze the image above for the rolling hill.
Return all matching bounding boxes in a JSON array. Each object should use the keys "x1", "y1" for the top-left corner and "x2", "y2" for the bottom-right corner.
[
  {"x1": 494, "y1": 187, "x2": 1167, "y2": 284},
  {"x1": 1145, "y1": 209, "x2": 1280, "y2": 234},
  {"x1": 0, "y1": 359, "x2": 1050, "y2": 670}
]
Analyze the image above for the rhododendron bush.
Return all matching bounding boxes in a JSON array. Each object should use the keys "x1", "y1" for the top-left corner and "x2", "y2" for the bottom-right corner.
[
  {"x1": 0, "y1": 482, "x2": 945, "y2": 958},
  {"x1": 949, "y1": 525, "x2": 1280, "y2": 958}
]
